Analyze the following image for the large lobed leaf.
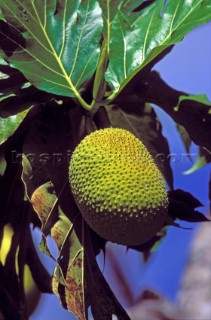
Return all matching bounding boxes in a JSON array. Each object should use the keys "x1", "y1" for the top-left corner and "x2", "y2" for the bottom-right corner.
[
  {"x1": 105, "y1": 0, "x2": 211, "y2": 95},
  {"x1": 0, "y1": 0, "x2": 103, "y2": 99},
  {"x1": 0, "y1": 1, "x2": 210, "y2": 108}
]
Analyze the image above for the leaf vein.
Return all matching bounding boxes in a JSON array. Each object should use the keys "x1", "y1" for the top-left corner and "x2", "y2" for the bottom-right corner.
[
  {"x1": 0, "y1": 30, "x2": 66, "y2": 78},
  {"x1": 59, "y1": 0, "x2": 67, "y2": 59},
  {"x1": 69, "y1": 0, "x2": 90, "y2": 78},
  {"x1": 3, "y1": 1, "x2": 53, "y2": 56},
  {"x1": 119, "y1": 19, "x2": 127, "y2": 79},
  {"x1": 169, "y1": 0, "x2": 181, "y2": 34},
  {"x1": 75, "y1": 50, "x2": 96, "y2": 88},
  {"x1": 142, "y1": 10, "x2": 156, "y2": 61},
  {"x1": 30, "y1": 0, "x2": 81, "y2": 98}
]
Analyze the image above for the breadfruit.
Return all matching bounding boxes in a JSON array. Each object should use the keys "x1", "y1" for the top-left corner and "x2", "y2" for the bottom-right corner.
[{"x1": 69, "y1": 128, "x2": 168, "y2": 246}]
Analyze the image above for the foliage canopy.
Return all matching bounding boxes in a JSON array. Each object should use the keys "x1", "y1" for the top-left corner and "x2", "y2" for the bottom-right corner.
[{"x1": 0, "y1": 1, "x2": 211, "y2": 319}]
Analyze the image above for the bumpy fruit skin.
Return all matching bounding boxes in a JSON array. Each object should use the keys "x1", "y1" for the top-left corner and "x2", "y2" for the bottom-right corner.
[{"x1": 69, "y1": 128, "x2": 168, "y2": 246}]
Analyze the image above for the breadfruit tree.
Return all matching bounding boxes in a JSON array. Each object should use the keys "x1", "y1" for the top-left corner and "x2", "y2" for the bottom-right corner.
[{"x1": 0, "y1": 1, "x2": 211, "y2": 319}]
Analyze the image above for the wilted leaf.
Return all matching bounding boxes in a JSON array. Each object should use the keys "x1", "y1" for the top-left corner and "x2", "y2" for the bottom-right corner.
[
  {"x1": 105, "y1": 0, "x2": 211, "y2": 95},
  {"x1": 30, "y1": 181, "x2": 130, "y2": 320},
  {"x1": 30, "y1": 181, "x2": 86, "y2": 319},
  {"x1": 53, "y1": 223, "x2": 86, "y2": 319},
  {"x1": 31, "y1": 182, "x2": 58, "y2": 232},
  {"x1": 0, "y1": 1, "x2": 103, "y2": 102}
]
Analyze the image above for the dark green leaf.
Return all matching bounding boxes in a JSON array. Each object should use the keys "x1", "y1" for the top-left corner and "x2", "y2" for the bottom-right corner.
[
  {"x1": 133, "y1": 188, "x2": 209, "y2": 257},
  {"x1": 105, "y1": 0, "x2": 211, "y2": 96},
  {"x1": 130, "y1": 226, "x2": 168, "y2": 261},
  {"x1": 0, "y1": 87, "x2": 53, "y2": 118},
  {"x1": 168, "y1": 189, "x2": 209, "y2": 223},
  {"x1": 0, "y1": 65, "x2": 28, "y2": 95},
  {"x1": 125, "y1": 0, "x2": 154, "y2": 12},
  {"x1": 142, "y1": 71, "x2": 211, "y2": 151},
  {"x1": 0, "y1": 7, "x2": 3, "y2": 19},
  {"x1": 178, "y1": 94, "x2": 211, "y2": 107},
  {"x1": 168, "y1": 189, "x2": 203, "y2": 209},
  {"x1": 0, "y1": 0, "x2": 103, "y2": 102},
  {"x1": 0, "y1": 64, "x2": 53, "y2": 117},
  {"x1": 98, "y1": 0, "x2": 120, "y2": 35}
]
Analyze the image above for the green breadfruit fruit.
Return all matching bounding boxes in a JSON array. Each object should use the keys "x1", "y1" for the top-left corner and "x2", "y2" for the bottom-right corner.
[{"x1": 69, "y1": 128, "x2": 168, "y2": 246}]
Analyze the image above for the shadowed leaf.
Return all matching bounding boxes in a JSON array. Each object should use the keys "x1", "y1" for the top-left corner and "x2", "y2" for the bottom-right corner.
[
  {"x1": 178, "y1": 94, "x2": 211, "y2": 107},
  {"x1": 168, "y1": 189, "x2": 209, "y2": 223},
  {"x1": 142, "y1": 71, "x2": 211, "y2": 151},
  {"x1": 0, "y1": 85, "x2": 53, "y2": 118},
  {"x1": 176, "y1": 125, "x2": 192, "y2": 154},
  {"x1": 130, "y1": 226, "x2": 168, "y2": 261},
  {"x1": 0, "y1": 64, "x2": 28, "y2": 95},
  {"x1": 131, "y1": 188, "x2": 208, "y2": 258}
]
